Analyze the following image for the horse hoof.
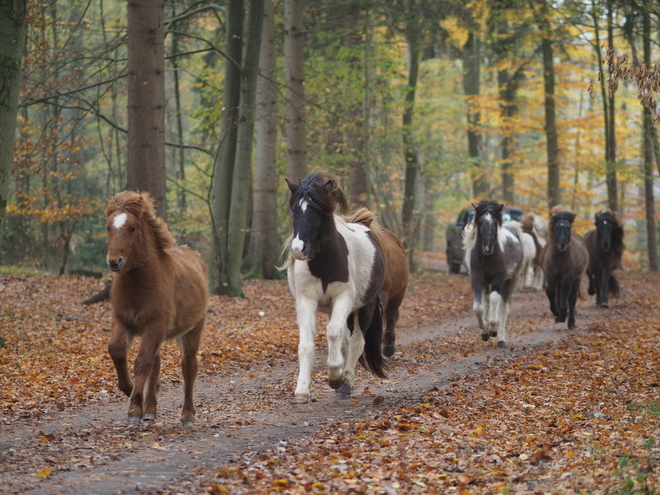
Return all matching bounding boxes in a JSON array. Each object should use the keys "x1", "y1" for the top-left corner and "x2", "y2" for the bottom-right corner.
[
  {"x1": 384, "y1": 345, "x2": 396, "y2": 357},
  {"x1": 489, "y1": 330, "x2": 497, "y2": 337},
  {"x1": 328, "y1": 379, "x2": 344, "y2": 390},
  {"x1": 142, "y1": 411, "x2": 156, "y2": 421},
  {"x1": 599, "y1": 303, "x2": 609, "y2": 309},
  {"x1": 497, "y1": 340, "x2": 506, "y2": 348},
  {"x1": 128, "y1": 415, "x2": 141, "y2": 425},
  {"x1": 181, "y1": 418, "x2": 194, "y2": 428},
  {"x1": 293, "y1": 395, "x2": 309, "y2": 404},
  {"x1": 481, "y1": 334, "x2": 490, "y2": 342},
  {"x1": 336, "y1": 382, "x2": 352, "y2": 398}
]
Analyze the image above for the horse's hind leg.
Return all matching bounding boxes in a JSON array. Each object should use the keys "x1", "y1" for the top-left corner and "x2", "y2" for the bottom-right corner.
[
  {"x1": 142, "y1": 351, "x2": 161, "y2": 421},
  {"x1": 108, "y1": 324, "x2": 134, "y2": 397},
  {"x1": 567, "y1": 278, "x2": 581, "y2": 330},
  {"x1": 179, "y1": 319, "x2": 204, "y2": 426},
  {"x1": 599, "y1": 270, "x2": 611, "y2": 308},
  {"x1": 383, "y1": 293, "x2": 404, "y2": 357}
]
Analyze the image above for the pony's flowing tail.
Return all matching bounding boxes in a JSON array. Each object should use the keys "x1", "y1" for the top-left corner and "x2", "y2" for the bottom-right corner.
[{"x1": 359, "y1": 296, "x2": 388, "y2": 379}]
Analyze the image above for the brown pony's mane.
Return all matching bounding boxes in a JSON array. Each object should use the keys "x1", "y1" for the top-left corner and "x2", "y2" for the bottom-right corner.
[
  {"x1": 547, "y1": 206, "x2": 576, "y2": 241},
  {"x1": 519, "y1": 214, "x2": 535, "y2": 234},
  {"x1": 106, "y1": 191, "x2": 175, "y2": 251}
]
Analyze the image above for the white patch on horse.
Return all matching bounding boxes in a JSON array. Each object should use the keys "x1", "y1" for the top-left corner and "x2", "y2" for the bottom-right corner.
[
  {"x1": 299, "y1": 199, "x2": 308, "y2": 212},
  {"x1": 113, "y1": 213, "x2": 127, "y2": 229},
  {"x1": 291, "y1": 234, "x2": 305, "y2": 260},
  {"x1": 484, "y1": 212, "x2": 493, "y2": 223}
]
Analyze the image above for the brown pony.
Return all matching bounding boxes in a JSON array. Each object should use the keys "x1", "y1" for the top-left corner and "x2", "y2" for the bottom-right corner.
[
  {"x1": 540, "y1": 207, "x2": 589, "y2": 330},
  {"x1": 346, "y1": 208, "x2": 409, "y2": 357},
  {"x1": 105, "y1": 191, "x2": 208, "y2": 426},
  {"x1": 584, "y1": 210, "x2": 625, "y2": 308}
]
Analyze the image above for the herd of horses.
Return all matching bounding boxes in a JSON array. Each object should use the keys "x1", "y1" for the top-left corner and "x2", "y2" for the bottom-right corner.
[{"x1": 103, "y1": 177, "x2": 624, "y2": 425}]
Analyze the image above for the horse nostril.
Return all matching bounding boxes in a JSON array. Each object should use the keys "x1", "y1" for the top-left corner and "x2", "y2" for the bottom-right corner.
[{"x1": 117, "y1": 257, "x2": 124, "y2": 266}]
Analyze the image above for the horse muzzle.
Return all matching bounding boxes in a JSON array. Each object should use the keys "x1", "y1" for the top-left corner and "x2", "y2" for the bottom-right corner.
[
  {"x1": 291, "y1": 248, "x2": 308, "y2": 261},
  {"x1": 107, "y1": 257, "x2": 124, "y2": 272}
]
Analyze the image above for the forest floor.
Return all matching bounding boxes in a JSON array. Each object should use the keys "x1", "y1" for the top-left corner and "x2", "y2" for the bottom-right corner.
[{"x1": 1, "y1": 257, "x2": 660, "y2": 494}]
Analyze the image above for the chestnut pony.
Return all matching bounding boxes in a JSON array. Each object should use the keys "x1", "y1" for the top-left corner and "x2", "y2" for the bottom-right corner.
[
  {"x1": 540, "y1": 207, "x2": 589, "y2": 330},
  {"x1": 345, "y1": 208, "x2": 409, "y2": 357},
  {"x1": 105, "y1": 191, "x2": 208, "y2": 426}
]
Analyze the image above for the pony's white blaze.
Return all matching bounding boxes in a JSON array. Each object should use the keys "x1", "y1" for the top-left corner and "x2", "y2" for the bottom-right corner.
[
  {"x1": 291, "y1": 234, "x2": 305, "y2": 260},
  {"x1": 299, "y1": 199, "x2": 308, "y2": 212},
  {"x1": 113, "y1": 212, "x2": 128, "y2": 229}
]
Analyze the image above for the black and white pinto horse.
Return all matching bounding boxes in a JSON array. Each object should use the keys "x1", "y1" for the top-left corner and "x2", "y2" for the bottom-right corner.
[
  {"x1": 282, "y1": 173, "x2": 387, "y2": 403},
  {"x1": 463, "y1": 200, "x2": 523, "y2": 347},
  {"x1": 584, "y1": 210, "x2": 624, "y2": 308}
]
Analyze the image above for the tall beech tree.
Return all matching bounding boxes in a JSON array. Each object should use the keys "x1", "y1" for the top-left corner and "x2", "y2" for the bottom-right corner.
[
  {"x1": 0, "y1": 0, "x2": 27, "y2": 237},
  {"x1": 127, "y1": 0, "x2": 167, "y2": 219}
]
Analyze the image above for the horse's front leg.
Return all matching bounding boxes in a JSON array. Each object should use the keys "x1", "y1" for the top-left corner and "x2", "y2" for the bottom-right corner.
[
  {"x1": 557, "y1": 273, "x2": 573, "y2": 324},
  {"x1": 487, "y1": 277, "x2": 504, "y2": 340},
  {"x1": 496, "y1": 278, "x2": 516, "y2": 347},
  {"x1": 567, "y1": 278, "x2": 581, "y2": 330},
  {"x1": 142, "y1": 351, "x2": 161, "y2": 422},
  {"x1": 294, "y1": 297, "x2": 318, "y2": 403},
  {"x1": 108, "y1": 322, "x2": 134, "y2": 397},
  {"x1": 599, "y1": 269, "x2": 611, "y2": 308},
  {"x1": 128, "y1": 324, "x2": 165, "y2": 424},
  {"x1": 545, "y1": 274, "x2": 559, "y2": 320},
  {"x1": 326, "y1": 295, "x2": 353, "y2": 390},
  {"x1": 471, "y1": 280, "x2": 489, "y2": 340}
]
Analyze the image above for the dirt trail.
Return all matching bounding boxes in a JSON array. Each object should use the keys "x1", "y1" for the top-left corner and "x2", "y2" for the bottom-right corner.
[{"x1": 1, "y1": 279, "x2": 606, "y2": 494}]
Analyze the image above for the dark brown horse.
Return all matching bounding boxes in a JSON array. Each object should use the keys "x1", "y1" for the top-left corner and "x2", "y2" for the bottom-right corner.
[
  {"x1": 540, "y1": 207, "x2": 589, "y2": 330},
  {"x1": 346, "y1": 208, "x2": 409, "y2": 357},
  {"x1": 584, "y1": 211, "x2": 624, "y2": 308},
  {"x1": 105, "y1": 191, "x2": 208, "y2": 426}
]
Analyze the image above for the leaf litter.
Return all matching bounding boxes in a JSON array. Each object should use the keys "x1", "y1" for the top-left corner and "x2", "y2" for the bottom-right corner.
[{"x1": 0, "y1": 270, "x2": 659, "y2": 493}]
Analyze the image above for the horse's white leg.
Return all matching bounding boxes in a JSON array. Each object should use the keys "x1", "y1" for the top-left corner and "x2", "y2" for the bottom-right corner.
[
  {"x1": 472, "y1": 284, "x2": 489, "y2": 339},
  {"x1": 337, "y1": 315, "x2": 366, "y2": 396},
  {"x1": 326, "y1": 295, "x2": 353, "y2": 389},
  {"x1": 487, "y1": 291, "x2": 502, "y2": 341},
  {"x1": 294, "y1": 297, "x2": 318, "y2": 403},
  {"x1": 498, "y1": 300, "x2": 509, "y2": 346}
]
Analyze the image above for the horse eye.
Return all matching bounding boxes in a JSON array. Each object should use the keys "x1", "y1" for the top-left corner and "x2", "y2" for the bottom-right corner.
[
  {"x1": 129, "y1": 227, "x2": 136, "y2": 233},
  {"x1": 106, "y1": 226, "x2": 110, "y2": 232}
]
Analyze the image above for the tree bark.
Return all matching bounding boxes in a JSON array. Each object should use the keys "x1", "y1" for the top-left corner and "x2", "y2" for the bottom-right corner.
[
  {"x1": 542, "y1": 36, "x2": 560, "y2": 209},
  {"x1": 605, "y1": 0, "x2": 618, "y2": 212},
  {"x1": 209, "y1": 0, "x2": 244, "y2": 294},
  {"x1": 127, "y1": 0, "x2": 167, "y2": 219},
  {"x1": 225, "y1": 0, "x2": 265, "y2": 297},
  {"x1": 0, "y1": 0, "x2": 27, "y2": 236},
  {"x1": 642, "y1": 4, "x2": 658, "y2": 271},
  {"x1": 401, "y1": 0, "x2": 421, "y2": 267},
  {"x1": 284, "y1": 0, "x2": 306, "y2": 180},
  {"x1": 251, "y1": 0, "x2": 280, "y2": 280},
  {"x1": 463, "y1": 31, "x2": 487, "y2": 198}
]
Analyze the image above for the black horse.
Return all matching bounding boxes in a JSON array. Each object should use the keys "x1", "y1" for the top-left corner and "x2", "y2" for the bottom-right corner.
[{"x1": 584, "y1": 211, "x2": 624, "y2": 308}]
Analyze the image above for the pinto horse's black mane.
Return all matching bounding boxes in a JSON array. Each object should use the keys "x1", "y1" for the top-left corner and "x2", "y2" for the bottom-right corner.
[
  {"x1": 473, "y1": 200, "x2": 504, "y2": 226},
  {"x1": 288, "y1": 172, "x2": 350, "y2": 217}
]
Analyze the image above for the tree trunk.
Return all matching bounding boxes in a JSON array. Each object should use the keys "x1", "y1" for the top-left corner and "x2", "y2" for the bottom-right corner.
[
  {"x1": 605, "y1": 0, "x2": 618, "y2": 212},
  {"x1": 127, "y1": 0, "x2": 167, "y2": 219},
  {"x1": 251, "y1": 0, "x2": 280, "y2": 280},
  {"x1": 642, "y1": 4, "x2": 658, "y2": 271},
  {"x1": 170, "y1": 5, "x2": 186, "y2": 213},
  {"x1": 209, "y1": 0, "x2": 244, "y2": 294},
  {"x1": 0, "y1": 0, "x2": 27, "y2": 237},
  {"x1": 401, "y1": 0, "x2": 421, "y2": 268},
  {"x1": 224, "y1": 0, "x2": 265, "y2": 297},
  {"x1": 463, "y1": 31, "x2": 487, "y2": 198},
  {"x1": 284, "y1": 0, "x2": 306, "y2": 180},
  {"x1": 542, "y1": 36, "x2": 560, "y2": 209}
]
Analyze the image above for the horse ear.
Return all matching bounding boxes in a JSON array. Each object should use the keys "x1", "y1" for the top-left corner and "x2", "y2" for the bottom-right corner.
[
  {"x1": 285, "y1": 178, "x2": 299, "y2": 193},
  {"x1": 324, "y1": 178, "x2": 336, "y2": 192},
  {"x1": 471, "y1": 203, "x2": 476, "y2": 210}
]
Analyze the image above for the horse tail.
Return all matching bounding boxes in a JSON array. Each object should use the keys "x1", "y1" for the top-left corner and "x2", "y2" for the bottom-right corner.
[{"x1": 359, "y1": 295, "x2": 388, "y2": 379}]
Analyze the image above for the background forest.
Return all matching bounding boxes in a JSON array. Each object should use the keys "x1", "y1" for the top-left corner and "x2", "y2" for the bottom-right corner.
[{"x1": 0, "y1": 0, "x2": 659, "y2": 295}]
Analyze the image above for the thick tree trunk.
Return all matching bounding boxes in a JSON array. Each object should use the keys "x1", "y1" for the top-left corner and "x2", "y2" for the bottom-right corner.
[
  {"x1": 642, "y1": 6, "x2": 658, "y2": 271},
  {"x1": 463, "y1": 31, "x2": 487, "y2": 198},
  {"x1": 542, "y1": 36, "x2": 560, "y2": 209},
  {"x1": 251, "y1": 0, "x2": 280, "y2": 280},
  {"x1": 127, "y1": 0, "x2": 167, "y2": 219},
  {"x1": 401, "y1": 0, "x2": 421, "y2": 267},
  {"x1": 284, "y1": 0, "x2": 306, "y2": 180},
  {"x1": 209, "y1": 0, "x2": 244, "y2": 294},
  {"x1": 0, "y1": 0, "x2": 27, "y2": 236},
  {"x1": 225, "y1": 0, "x2": 265, "y2": 297},
  {"x1": 605, "y1": 0, "x2": 618, "y2": 212}
]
